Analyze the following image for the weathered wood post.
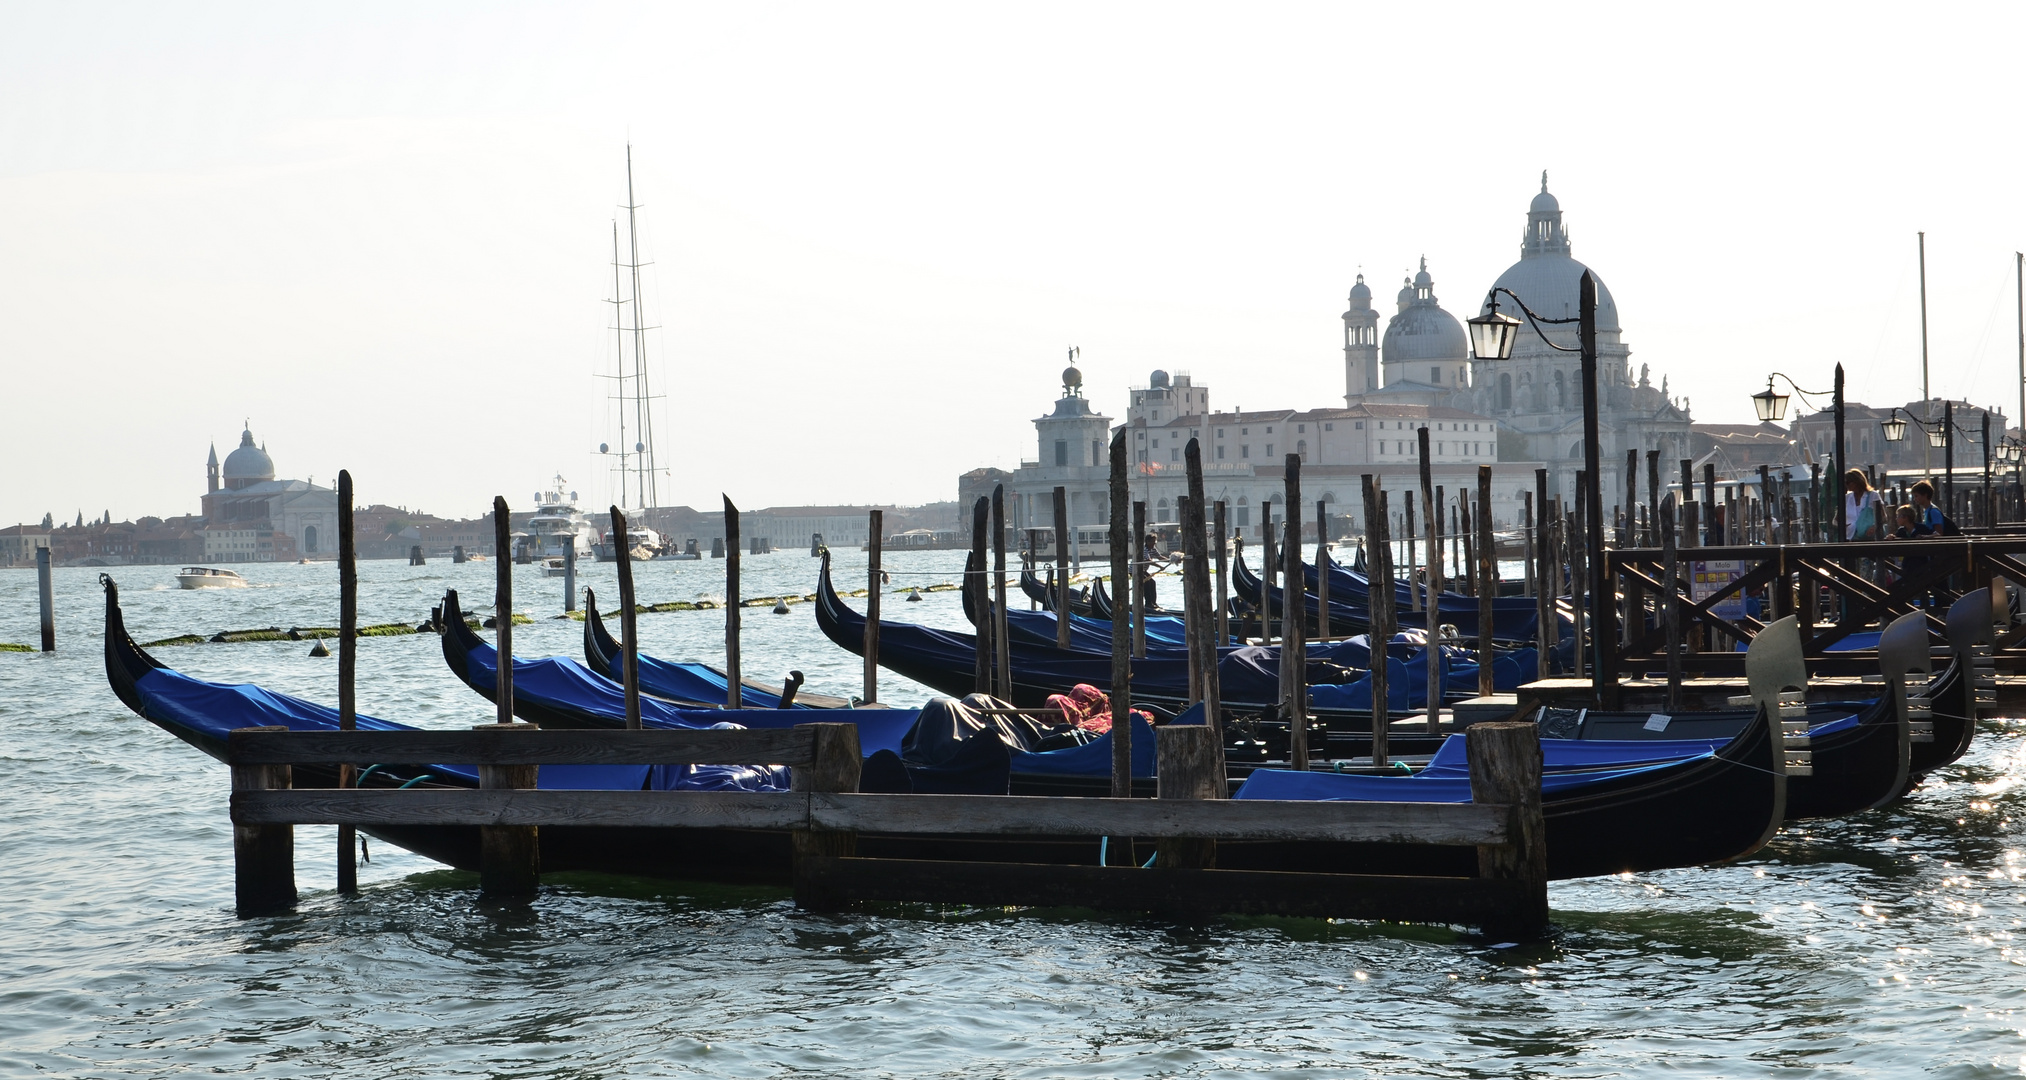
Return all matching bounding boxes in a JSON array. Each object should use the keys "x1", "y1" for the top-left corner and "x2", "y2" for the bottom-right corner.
[
  {"x1": 1625, "y1": 449, "x2": 1640, "y2": 548},
  {"x1": 1315, "y1": 498, "x2": 1331, "y2": 640},
  {"x1": 1156, "y1": 723, "x2": 1221, "y2": 875},
  {"x1": 230, "y1": 725, "x2": 297, "y2": 917},
  {"x1": 970, "y1": 497, "x2": 991, "y2": 694},
  {"x1": 1282, "y1": 454, "x2": 1308, "y2": 768},
  {"x1": 992, "y1": 486, "x2": 1013, "y2": 698},
  {"x1": 864, "y1": 509, "x2": 882, "y2": 704},
  {"x1": 563, "y1": 537, "x2": 577, "y2": 614},
  {"x1": 1363, "y1": 474, "x2": 1390, "y2": 765},
  {"x1": 1132, "y1": 500, "x2": 1149, "y2": 661},
  {"x1": 1184, "y1": 440, "x2": 1222, "y2": 765},
  {"x1": 1418, "y1": 427, "x2": 1441, "y2": 734},
  {"x1": 1661, "y1": 494, "x2": 1682, "y2": 711},
  {"x1": 610, "y1": 508, "x2": 642, "y2": 730},
  {"x1": 724, "y1": 496, "x2": 742, "y2": 708},
  {"x1": 1478, "y1": 466, "x2": 1495, "y2": 698},
  {"x1": 1535, "y1": 469, "x2": 1551, "y2": 675},
  {"x1": 1646, "y1": 451, "x2": 1661, "y2": 550},
  {"x1": 474, "y1": 721, "x2": 539, "y2": 899},
  {"x1": 336, "y1": 470, "x2": 358, "y2": 894},
  {"x1": 1052, "y1": 486, "x2": 1072, "y2": 650},
  {"x1": 1405, "y1": 490, "x2": 1420, "y2": 614},
  {"x1": 1466, "y1": 722, "x2": 1549, "y2": 942},
  {"x1": 36, "y1": 545, "x2": 54, "y2": 652},
  {"x1": 1458, "y1": 495, "x2": 1473, "y2": 598},
  {"x1": 1260, "y1": 499, "x2": 1276, "y2": 643},
  {"x1": 492, "y1": 497, "x2": 514, "y2": 726},
  {"x1": 791, "y1": 722, "x2": 863, "y2": 912},
  {"x1": 1703, "y1": 463, "x2": 1719, "y2": 547},
  {"x1": 1107, "y1": 430, "x2": 1134, "y2": 802},
  {"x1": 1214, "y1": 500, "x2": 1230, "y2": 647}
]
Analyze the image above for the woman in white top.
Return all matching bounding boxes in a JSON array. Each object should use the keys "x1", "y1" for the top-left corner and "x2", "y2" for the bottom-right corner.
[{"x1": 1844, "y1": 468, "x2": 1883, "y2": 540}]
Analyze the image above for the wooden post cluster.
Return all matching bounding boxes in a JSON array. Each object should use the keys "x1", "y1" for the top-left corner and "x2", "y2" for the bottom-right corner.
[
  {"x1": 864, "y1": 509, "x2": 882, "y2": 704},
  {"x1": 610, "y1": 508, "x2": 643, "y2": 730}
]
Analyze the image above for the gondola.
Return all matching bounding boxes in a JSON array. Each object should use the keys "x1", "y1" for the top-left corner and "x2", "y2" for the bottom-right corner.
[
  {"x1": 580, "y1": 589, "x2": 847, "y2": 709},
  {"x1": 816, "y1": 551, "x2": 1523, "y2": 759},
  {"x1": 98, "y1": 575, "x2": 811, "y2": 884},
  {"x1": 1235, "y1": 548, "x2": 1547, "y2": 643},
  {"x1": 1018, "y1": 567, "x2": 1099, "y2": 618}
]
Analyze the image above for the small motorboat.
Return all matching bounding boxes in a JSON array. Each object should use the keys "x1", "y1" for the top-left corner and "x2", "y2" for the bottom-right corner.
[{"x1": 176, "y1": 567, "x2": 247, "y2": 589}]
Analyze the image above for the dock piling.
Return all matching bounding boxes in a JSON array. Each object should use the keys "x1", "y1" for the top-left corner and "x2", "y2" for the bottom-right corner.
[
  {"x1": 993, "y1": 487, "x2": 1012, "y2": 698},
  {"x1": 1281, "y1": 454, "x2": 1307, "y2": 769},
  {"x1": 337, "y1": 471, "x2": 357, "y2": 894},
  {"x1": 474, "y1": 722, "x2": 540, "y2": 899},
  {"x1": 1156, "y1": 724, "x2": 1221, "y2": 874},
  {"x1": 230, "y1": 726, "x2": 296, "y2": 917},
  {"x1": 724, "y1": 496, "x2": 742, "y2": 708},
  {"x1": 1478, "y1": 466, "x2": 1495, "y2": 697},
  {"x1": 1466, "y1": 722, "x2": 1549, "y2": 942},
  {"x1": 610, "y1": 508, "x2": 642, "y2": 730},
  {"x1": 492, "y1": 497, "x2": 514, "y2": 726},
  {"x1": 791, "y1": 722, "x2": 864, "y2": 911},
  {"x1": 864, "y1": 509, "x2": 881, "y2": 704},
  {"x1": 563, "y1": 539, "x2": 577, "y2": 614},
  {"x1": 1052, "y1": 486, "x2": 1072, "y2": 650},
  {"x1": 1106, "y1": 430, "x2": 1133, "y2": 803},
  {"x1": 36, "y1": 546, "x2": 53, "y2": 652}
]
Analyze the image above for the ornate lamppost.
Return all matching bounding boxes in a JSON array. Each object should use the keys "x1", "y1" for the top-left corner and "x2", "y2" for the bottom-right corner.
[
  {"x1": 1749, "y1": 368, "x2": 1846, "y2": 539},
  {"x1": 1468, "y1": 274, "x2": 1604, "y2": 682}
]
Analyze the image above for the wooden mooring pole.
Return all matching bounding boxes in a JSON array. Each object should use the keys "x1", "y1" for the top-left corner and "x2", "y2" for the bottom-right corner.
[
  {"x1": 864, "y1": 509, "x2": 881, "y2": 704},
  {"x1": 1052, "y1": 486, "x2": 1072, "y2": 650},
  {"x1": 993, "y1": 486, "x2": 1013, "y2": 698},
  {"x1": 1156, "y1": 724, "x2": 1221, "y2": 874},
  {"x1": 1418, "y1": 427, "x2": 1440, "y2": 734},
  {"x1": 1467, "y1": 722, "x2": 1549, "y2": 942},
  {"x1": 725, "y1": 496, "x2": 742, "y2": 708},
  {"x1": 1183, "y1": 440, "x2": 1222, "y2": 766},
  {"x1": 1362, "y1": 474, "x2": 1390, "y2": 765},
  {"x1": 336, "y1": 471, "x2": 358, "y2": 894},
  {"x1": 563, "y1": 537, "x2": 577, "y2": 614},
  {"x1": 790, "y1": 722, "x2": 863, "y2": 911},
  {"x1": 610, "y1": 508, "x2": 642, "y2": 730},
  {"x1": 492, "y1": 497, "x2": 514, "y2": 726},
  {"x1": 1214, "y1": 500, "x2": 1229, "y2": 648},
  {"x1": 1477, "y1": 465, "x2": 1495, "y2": 698},
  {"x1": 36, "y1": 546, "x2": 54, "y2": 652},
  {"x1": 1282, "y1": 454, "x2": 1307, "y2": 769},
  {"x1": 1107, "y1": 430, "x2": 1133, "y2": 803},
  {"x1": 970, "y1": 497, "x2": 991, "y2": 694},
  {"x1": 1315, "y1": 498, "x2": 1331, "y2": 641}
]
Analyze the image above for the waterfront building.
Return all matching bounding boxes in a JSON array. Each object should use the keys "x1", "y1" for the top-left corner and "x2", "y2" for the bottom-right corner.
[{"x1": 197, "y1": 426, "x2": 336, "y2": 561}]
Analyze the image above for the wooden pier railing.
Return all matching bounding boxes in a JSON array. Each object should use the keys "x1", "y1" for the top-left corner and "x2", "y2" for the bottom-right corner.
[
  {"x1": 1597, "y1": 536, "x2": 2026, "y2": 690},
  {"x1": 227, "y1": 721, "x2": 1550, "y2": 940}
]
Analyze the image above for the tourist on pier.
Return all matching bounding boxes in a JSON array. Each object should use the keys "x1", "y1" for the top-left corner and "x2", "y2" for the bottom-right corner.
[
  {"x1": 1908, "y1": 480, "x2": 1956, "y2": 536},
  {"x1": 1843, "y1": 469, "x2": 1884, "y2": 541}
]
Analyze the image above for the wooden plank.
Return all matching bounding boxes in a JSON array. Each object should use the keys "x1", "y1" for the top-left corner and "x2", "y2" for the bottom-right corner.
[
  {"x1": 232, "y1": 788, "x2": 812, "y2": 830},
  {"x1": 226, "y1": 726, "x2": 819, "y2": 767},
  {"x1": 807, "y1": 793, "x2": 1511, "y2": 845},
  {"x1": 797, "y1": 857, "x2": 1536, "y2": 926}
]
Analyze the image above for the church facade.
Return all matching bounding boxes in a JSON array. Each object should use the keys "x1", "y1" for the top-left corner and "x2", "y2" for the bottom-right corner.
[
  {"x1": 988, "y1": 179, "x2": 1693, "y2": 546},
  {"x1": 198, "y1": 426, "x2": 338, "y2": 561}
]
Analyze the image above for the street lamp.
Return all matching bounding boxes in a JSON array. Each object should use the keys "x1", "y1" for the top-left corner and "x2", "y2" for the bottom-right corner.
[
  {"x1": 1747, "y1": 370, "x2": 1847, "y2": 540},
  {"x1": 1881, "y1": 410, "x2": 1908, "y2": 444},
  {"x1": 1470, "y1": 278, "x2": 1605, "y2": 685},
  {"x1": 1884, "y1": 403, "x2": 1963, "y2": 508}
]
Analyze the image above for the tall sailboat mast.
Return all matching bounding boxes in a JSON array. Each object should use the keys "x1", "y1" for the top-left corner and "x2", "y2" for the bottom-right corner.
[
  {"x1": 623, "y1": 144, "x2": 661, "y2": 510},
  {"x1": 609, "y1": 219, "x2": 630, "y2": 509}
]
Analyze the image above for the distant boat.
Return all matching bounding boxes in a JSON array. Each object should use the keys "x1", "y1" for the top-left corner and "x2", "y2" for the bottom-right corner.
[
  {"x1": 525, "y1": 475, "x2": 597, "y2": 559},
  {"x1": 177, "y1": 567, "x2": 246, "y2": 589}
]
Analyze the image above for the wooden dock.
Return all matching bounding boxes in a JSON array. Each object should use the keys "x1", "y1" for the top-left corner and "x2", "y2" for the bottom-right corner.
[{"x1": 226, "y1": 721, "x2": 1551, "y2": 940}]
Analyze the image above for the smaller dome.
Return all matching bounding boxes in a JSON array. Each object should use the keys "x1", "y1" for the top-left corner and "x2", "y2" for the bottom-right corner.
[
  {"x1": 1149, "y1": 369, "x2": 1170, "y2": 388},
  {"x1": 1348, "y1": 274, "x2": 1370, "y2": 302}
]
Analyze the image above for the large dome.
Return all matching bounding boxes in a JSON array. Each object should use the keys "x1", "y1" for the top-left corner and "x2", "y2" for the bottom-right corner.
[
  {"x1": 1484, "y1": 254, "x2": 1620, "y2": 334},
  {"x1": 221, "y1": 427, "x2": 275, "y2": 487}
]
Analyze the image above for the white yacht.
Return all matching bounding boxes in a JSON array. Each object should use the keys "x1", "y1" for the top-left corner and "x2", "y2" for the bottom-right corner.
[
  {"x1": 177, "y1": 567, "x2": 247, "y2": 589},
  {"x1": 525, "y1": 477, "x2": 597, "y2": 559}
]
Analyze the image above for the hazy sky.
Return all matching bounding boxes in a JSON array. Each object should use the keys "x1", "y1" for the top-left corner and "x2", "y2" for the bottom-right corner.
[{"x1": 5, "y1": 3, "x2": 2024, "y2": 526}]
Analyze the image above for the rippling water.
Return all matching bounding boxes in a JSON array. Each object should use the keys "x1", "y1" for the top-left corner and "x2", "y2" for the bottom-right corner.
[{"x1": 3, "y1": 555, "x2": 2023, "y2": 1077}]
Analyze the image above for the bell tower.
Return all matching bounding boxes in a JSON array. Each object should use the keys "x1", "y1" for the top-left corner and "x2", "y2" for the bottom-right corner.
[
  {"x1": 1342, "y1": 274, "x2": 1378, "y2": 404},
  {"x1": 206, "y1": 443, "x2": 220, "y2": 494}
]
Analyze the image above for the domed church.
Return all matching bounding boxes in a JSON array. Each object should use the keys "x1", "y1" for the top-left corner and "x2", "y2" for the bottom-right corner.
[{"x1": 198, "y1": 425, "x2": 338, "y2": 560}]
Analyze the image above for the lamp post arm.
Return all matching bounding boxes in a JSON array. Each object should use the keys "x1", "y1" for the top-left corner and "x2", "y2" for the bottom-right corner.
[{"x1": 1484, "y1": 287, "x2": 1582, "y2": 354}]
